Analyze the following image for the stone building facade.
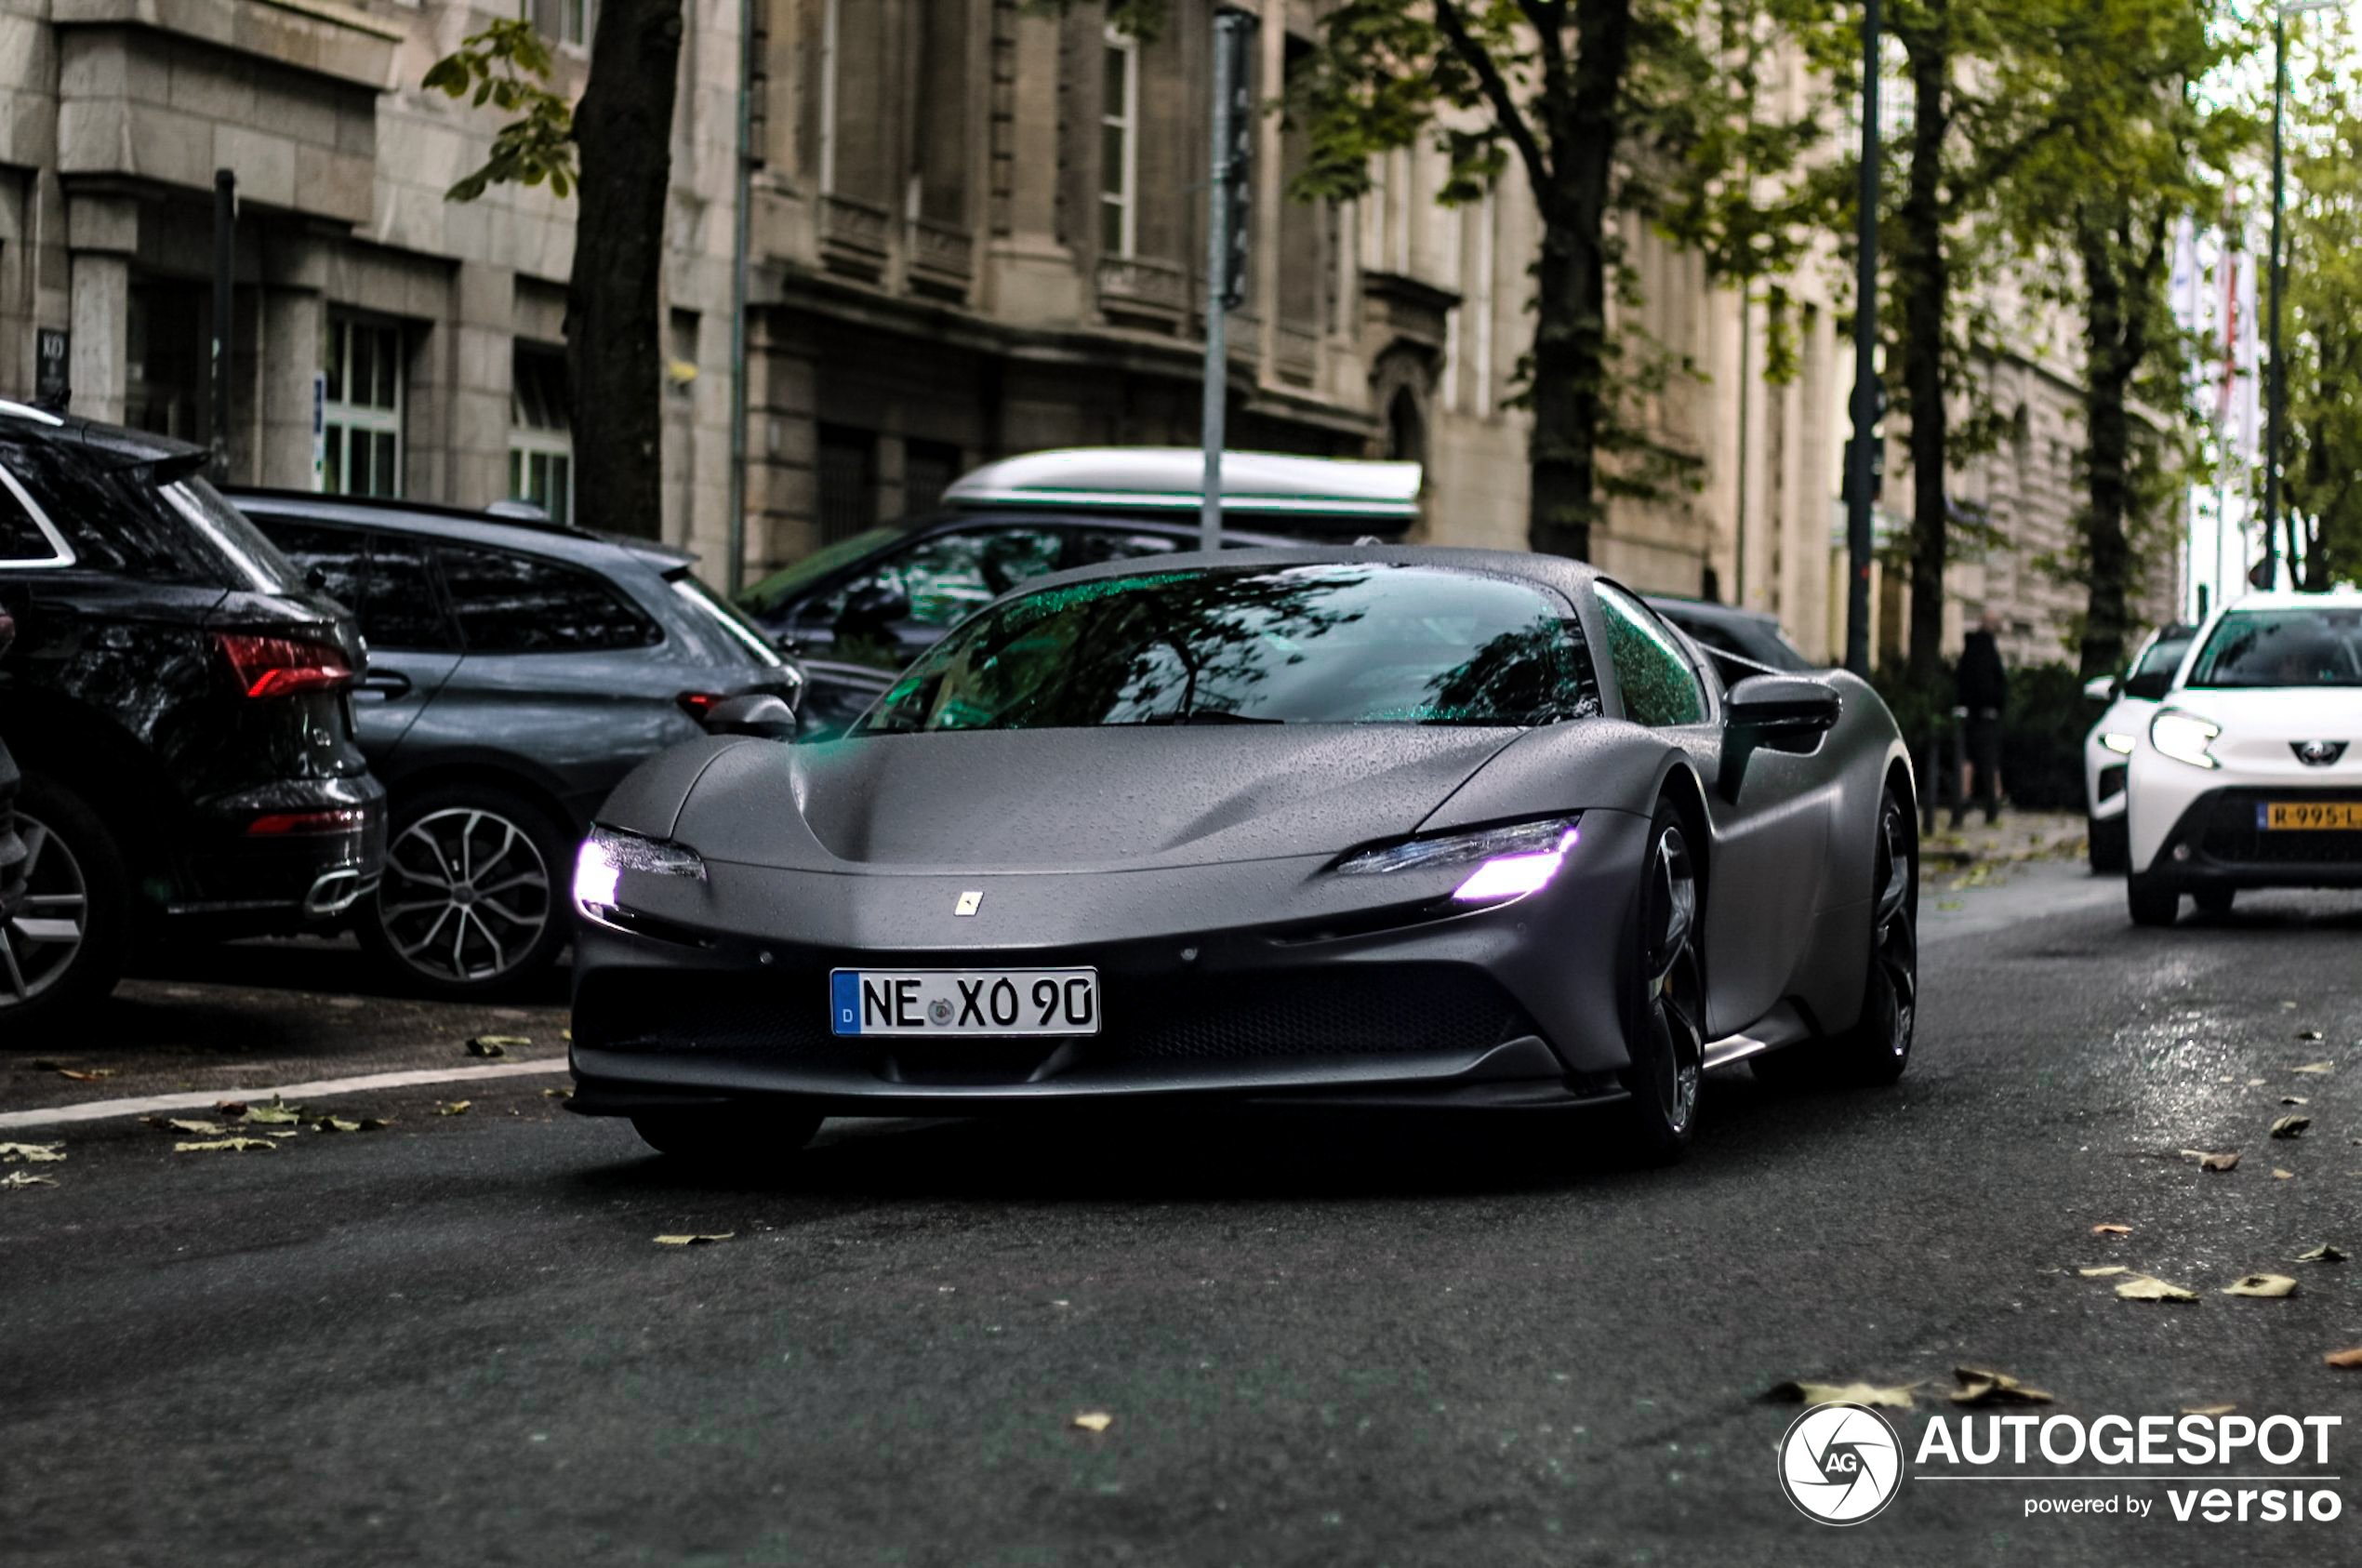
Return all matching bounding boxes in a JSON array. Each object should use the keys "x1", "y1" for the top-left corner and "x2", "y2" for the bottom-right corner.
[{"x1": 0, "y1": 0, "x2": 2169, "y2": 668}]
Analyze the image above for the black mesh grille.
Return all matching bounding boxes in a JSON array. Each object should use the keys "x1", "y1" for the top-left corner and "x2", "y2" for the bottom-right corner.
[
  {"x1": 2096, "y1": 764, "x2": 2126, "y2": 804},
  {"x1": 1105, "y1": 969, "x2": 1530, "y2": 1063},
  {"x1": 2195, "y1": 791, "x2": 2362, "y2": 866},
  {"x1": 575, "y1": 968, "x2": 840, "y2": 1058}
]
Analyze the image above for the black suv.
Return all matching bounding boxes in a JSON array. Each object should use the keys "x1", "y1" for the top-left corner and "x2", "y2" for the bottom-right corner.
[
  {"x1": 0, "y1": 402, "x2": 384, "y2": 1033},
  {"x1": 232, "y1": 490, "x2": 804, "y2": 998}
]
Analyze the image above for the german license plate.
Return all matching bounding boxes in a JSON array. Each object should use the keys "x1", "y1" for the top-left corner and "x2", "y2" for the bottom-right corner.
[
  {"x1": 829, "y1": 968, "x2": 1100, "y2": 1037},
  {"x1": 2259, "y1": 802, "x2": 2362, "y2": 831}
]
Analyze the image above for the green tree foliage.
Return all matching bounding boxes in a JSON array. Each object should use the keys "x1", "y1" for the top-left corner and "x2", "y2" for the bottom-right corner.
[
  {"x1": 421, "y1": 21, "x2": 576, "y2": 202},
  {"x1": 1286, "y1": 1, "x2": 1835, "y2": 564},
  {"x1": 2281, "y1": 11, "x2": 2362, "y2": 590},
  {"x1": 1996, "y1": 0, "x2": 2249, "y2": 676}
]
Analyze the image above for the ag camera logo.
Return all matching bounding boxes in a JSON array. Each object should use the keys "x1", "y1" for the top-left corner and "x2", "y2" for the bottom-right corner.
[{"x1": 1779, "y1": 1402, "x2": 1904, "y2": 1524}]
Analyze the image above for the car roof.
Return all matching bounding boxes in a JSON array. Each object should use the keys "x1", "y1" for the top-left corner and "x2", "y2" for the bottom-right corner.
[
  {"x1": 1642, "y1": 594, "x2": 1783, "y2": 630},
  {"x1": 1, "y1": 399, "x2": 207, "y2": 467},
  {"x1": 224, "y1": 487, "x2": 696, "y2": 572},
  {"x1": 1000, "y1": 542, "x2": 1604, "y2": 601},
  {"x1": 943, "y1": 447, "x2": 1423, "y2": 530}
]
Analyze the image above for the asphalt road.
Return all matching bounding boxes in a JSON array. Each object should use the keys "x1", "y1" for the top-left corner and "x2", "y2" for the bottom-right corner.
[{"x1": 4, "y1": 863, "x2": 2360, "y2": 1566}]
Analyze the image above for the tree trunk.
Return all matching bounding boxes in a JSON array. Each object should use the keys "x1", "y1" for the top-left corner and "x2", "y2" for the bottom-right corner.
[
  {"x1": 2076, "y1": 208, "x2": 2135, "y2": 681},
  {"x1": 565, "y1": 0, "x2": 683, "y2": 541},
  {"x1": 1524, "y1": 0, "x2": 1634, "y2": 563},
  {"x1": 1897, "y1": 15, "x2": 1950, "y2": 684}
]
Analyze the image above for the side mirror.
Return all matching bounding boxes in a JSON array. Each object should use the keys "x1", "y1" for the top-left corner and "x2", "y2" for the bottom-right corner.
[
  {"x1": 2121, "y1": 671, "x2": 2172, "y2": 703},
  {"x1": 1726, "y1": 673, "x2": 1843, "y2": 736},
  {"x1": 700, "y1": 693, "x2": 798, "y2": 741},
  {"x1": 2082, "y1": 674, "x2": 2117, "y2": 702}
]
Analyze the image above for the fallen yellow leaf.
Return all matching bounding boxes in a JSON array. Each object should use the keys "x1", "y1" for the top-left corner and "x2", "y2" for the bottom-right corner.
[
  {"x1": 1762, "y1": 1379, "x2": 1917, "y2": 1409},
  {"x1": 0, "y1": 1171, "x2": 58, "y2": 1190},
  {"x1": 55, "y1": 1067, "x2": 114, "y2": 1082},
  {"x1": 2078, "y1": 1266, "x2": 2130, "y2": 1277},
  {"x1": 174, "y1": 1138, "x2": 278, "y2": 1154},
  {"x1": 1071, "y1": 1412, "x2": 1115, "y2": 1433},
  {"x1": 0, "y1": 1142, "x2": 66, "y2": 1163},
  {"x1": 146, "y1": 1117, "x2": 230, "y2": 1136},
  {"x1": 2223, "y1": 1274, "x2": 2298, "y2": 1298},
  {"x1": 2293, "y1": 1062, "x2": 2335, "y2": 1074},
  {"x1": 2295, "y1": 1243, "x2": 2349, "y2": 1263},
  {"x1": 2272, "y1": 1116, "x2": 2312, "y2": 1139},
  {"x1": 1951, "y1": 1369, "x2": 2054, "y2": 1406},
  {"x1": 467, "y1": 1035, "x2": 528, "y2": 1058},
  {"x1": 2183, "y1": 1404, "x2": 2237, "y2": 1416},
  {"x1": 653, "y1": 1233, "x2": 734, "y2": 1245},
  {"x1": 2091, "y1": 1223, "x2": 2133, "y2": 1236},
  {"x1": 434, "y1": 1100, "x2": 471, "y2": 1117},
  {"x1": 240, "y1": 1101, "x2": 301, "y2": 1126},
  {"x1": 2117, "y1": 1275, "x2": 2199, "y2": 1303},
  {"x1": 2327, "y1": 1348, "x2": 2362, "y2": 1370},
  {"x1": 2181, "y1": 1149, "x2": 2241, "y2": 1172},
  {"x1": 2274, "y1": 1169, "x2": 2295, "y2": 1180}
]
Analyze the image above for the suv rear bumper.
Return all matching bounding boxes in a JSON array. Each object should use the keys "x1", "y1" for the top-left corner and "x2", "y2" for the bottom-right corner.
[{"x1": 166, "y1": 777, "x2": 388, "y2": 935}]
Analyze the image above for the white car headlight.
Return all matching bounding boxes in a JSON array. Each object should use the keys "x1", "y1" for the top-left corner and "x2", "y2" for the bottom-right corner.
[
  {"x1": 2099, "y1": 732, "x2": 2136, "y2": 755},
  {"x1": 1334, "y1": 816, "x2": 1582, "y2": 904},
  {"x1": 575, "y1": 825, "x2": 707, "y2": 923},
  {"x1": 2149, "y1": 709, "x2": 2222, "y2": 770}
]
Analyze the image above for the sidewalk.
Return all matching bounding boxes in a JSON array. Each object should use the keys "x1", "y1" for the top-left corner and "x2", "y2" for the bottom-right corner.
[{"x1": 1920, "y1": 809, "x2": 2086, "y2": 870}]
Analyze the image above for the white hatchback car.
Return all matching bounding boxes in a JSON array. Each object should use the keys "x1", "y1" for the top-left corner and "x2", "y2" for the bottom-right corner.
[
  {"x1": 2081, "y1": 623, "x2": 2196, "y2": 872},
  {"x1": 2124, "y1": 591, "x2": 2362, "y2": 925}
]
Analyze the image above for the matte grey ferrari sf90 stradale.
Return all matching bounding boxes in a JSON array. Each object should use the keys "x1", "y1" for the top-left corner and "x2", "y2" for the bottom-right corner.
[{"x1": 568, "y1": 548, "x2": 1918, "y2": 1165}]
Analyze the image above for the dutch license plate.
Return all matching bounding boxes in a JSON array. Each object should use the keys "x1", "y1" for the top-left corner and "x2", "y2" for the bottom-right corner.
[
  {"x1": 829, "y1": 968, "x2": 1100, "y2": 1037},
  {"x1": 2259, "y1": 802, "x2": 2362, "y2": 831}
]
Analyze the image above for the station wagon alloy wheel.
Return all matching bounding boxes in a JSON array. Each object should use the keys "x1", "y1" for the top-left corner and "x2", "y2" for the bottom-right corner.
[
  {"x1": 378, "y1": 806, "x2": 553, "y2": 986},
  {"x1": 0, "y1": 814, "x2": 88, "y2": 1007}
]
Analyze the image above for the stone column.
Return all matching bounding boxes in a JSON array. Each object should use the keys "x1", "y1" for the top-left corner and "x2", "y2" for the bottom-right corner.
[
  {"x1": 446, "y1": 260, "x2": 515, "y2": 507},
  {"x1": 65, "y1": 193, "x2": 138, "y2": 426},
  {"x1": 259, "y1": 232, "x2": 330, "y2": 489}
]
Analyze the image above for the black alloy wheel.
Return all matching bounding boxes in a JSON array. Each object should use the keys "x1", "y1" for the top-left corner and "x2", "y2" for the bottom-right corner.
[{"x1": 1615, "y1": 802, "x2": 1705, "y2": 1164}]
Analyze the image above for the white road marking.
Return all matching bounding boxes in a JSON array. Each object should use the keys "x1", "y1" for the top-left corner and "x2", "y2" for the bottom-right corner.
[{"x1": 0, "y1": 1059, "x2": 571, "y2": 1130}]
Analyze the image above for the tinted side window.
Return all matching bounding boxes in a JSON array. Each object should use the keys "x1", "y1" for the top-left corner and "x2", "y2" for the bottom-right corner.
[
  {"x1": 1596, "y1": 584, "x2": 1708, "y2": 726},
  {"x1": 0, "y1": 437, "x2": 221, "y2": 581},
  {"x1": 823, "y1": 528, "x2": 1065, "y2": 630},
  {"x1": 0, "y1": 456, "x2": 71, "y2": 565},
  {"x1": 256, "y1": 519, "x2": 369, "y2": 613},
  {"x1": 363, "y1": 535, "x2": 458, "y2": 652},
  {"x1": 1062, "y1": 529, "x2": 1183, "y2": 570},
  {"x1": 437, "y1": 542, "x2": 657, "y2": 654}
]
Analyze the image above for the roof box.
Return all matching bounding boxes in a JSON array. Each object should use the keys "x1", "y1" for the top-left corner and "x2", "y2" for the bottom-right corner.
[{"x1": 941, "y1": 447, "x2": 1422, "y2": 531}]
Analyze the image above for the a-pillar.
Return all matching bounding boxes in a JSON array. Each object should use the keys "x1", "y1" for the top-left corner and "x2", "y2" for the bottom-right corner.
[
  {"x1": 65, "y1": 193, "x2": 138, "y2": 426},
  {"x1": 259, "y1": 232, "x2": 331, "y2": 489}
]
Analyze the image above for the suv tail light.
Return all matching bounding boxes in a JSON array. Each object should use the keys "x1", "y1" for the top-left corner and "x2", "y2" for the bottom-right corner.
[
  {"x1": 215, "y1": 631, "x2": 354, "y2": 699},
  {"x1": 677, "y1": 692, "x2": 723, "y2": 719}
]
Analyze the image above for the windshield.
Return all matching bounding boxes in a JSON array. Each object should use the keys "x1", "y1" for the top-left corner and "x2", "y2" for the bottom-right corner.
[
  {"x1": 854, "y1": 564, "x2": 1600, "y2": 734},
  {"x1": 736, "y1": 525, "x2": 903, "y2": 618},
  {"x1": 2186, "y1": 608, "x2": 2362, "y2": 689},
  {"x1": 2132, "y1": 634, "x2": 2193, "y2": 680}
]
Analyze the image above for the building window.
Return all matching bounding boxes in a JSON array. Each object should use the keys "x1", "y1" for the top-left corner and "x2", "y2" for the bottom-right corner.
[
  {"x1": 816, "y1": 424, "x2": 877, "y2": 546},
  {"x1": 509, "y1": 347, "x2": 573, "y2": 522},
  {"x1": 522, "y1": 0, "x2": 593, "y2": 47},
  {"x1": 323, "y1": 315, "x2": 404, "y2": 498},
  {"x1": 1100, "y1": 28, "x2": 1138, "y2": 257}
]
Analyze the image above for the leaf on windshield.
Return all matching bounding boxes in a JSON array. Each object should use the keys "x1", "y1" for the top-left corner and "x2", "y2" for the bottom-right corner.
[
  {"x1": 2181, "y1": 1149, "x2": 2240, "y2": 1172},
  {"x1": 2270, "y1": 1116, "x2": 2311, "y2": 1139},
  {"x1": 0, "y1": 1142, "x2": 66, "y2": 1163},
  {"x1": 1760, "y1": 1379, "x2": 1917, "y2": 1409},
  {"x1": 1951, "y1": 1367, "x2": 2053, "y2": 1406},
  {"x1": 2223, "y1": 1274, "x2": 2297, "y2": 1298},
  {"x1": 2117, "y1": 1275, "x2": 2200, "y2": 1303}
]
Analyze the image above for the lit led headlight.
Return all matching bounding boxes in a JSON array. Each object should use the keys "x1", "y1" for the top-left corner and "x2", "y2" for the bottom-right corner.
[
  {"x1": 574, "y1": 825, "x2": 708, "y2": 924},
  {"x1": 2099, "y1": 732, "x2": 2136, "y2": 755},
  {"x1": 1334, "y1": 816, "x2": 1582, "y2": 905},
  {"x1": 2149, "y1": 709, "x2": 2222, "y2": 770}
]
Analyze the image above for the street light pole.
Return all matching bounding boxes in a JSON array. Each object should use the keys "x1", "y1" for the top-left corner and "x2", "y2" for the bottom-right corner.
[
  {"x1": 2262, "y1": 10, "x2": 2288, "y2": 590},
  {"x1": 1844, "y1": 0, "x2": 1880, "y2": 676}
]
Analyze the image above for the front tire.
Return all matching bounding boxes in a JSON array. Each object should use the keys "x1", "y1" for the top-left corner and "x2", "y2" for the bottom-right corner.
[
  {"x1": 2087, "y1": 815, "x2": 2128, "y2": 874},
  {"x1": 1612, "y1": 804, "x2": 1705, "y2": 1165},
  {"x1": 358, "y1": 784, "x2": 572, "y2": 998},
  {"x1": 1, "y1": 774, "x2": 133, "y2": 1038},
  {"x1": 2127, "y1": 878, "x2": 2179, "y2": 927}
]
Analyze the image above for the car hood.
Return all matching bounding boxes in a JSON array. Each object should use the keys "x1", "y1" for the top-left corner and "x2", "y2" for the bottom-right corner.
[
  {"x1": 670, "y1": 726, "x2": 1524, "y2": 873},
  {"x1": 2165, "y1": 685, "x2": 2362, "y2": 733}
]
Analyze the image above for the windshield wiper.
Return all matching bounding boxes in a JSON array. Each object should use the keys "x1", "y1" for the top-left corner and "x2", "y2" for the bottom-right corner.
[{"x1": 1135, "y1": 710, "x2": 1284, "y2": 725}]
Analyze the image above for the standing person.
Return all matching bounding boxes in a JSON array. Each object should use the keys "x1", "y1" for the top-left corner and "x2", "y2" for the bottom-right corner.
[{"x1": 1954, "y1": 609, "x2": 2008, "y2": 828}]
